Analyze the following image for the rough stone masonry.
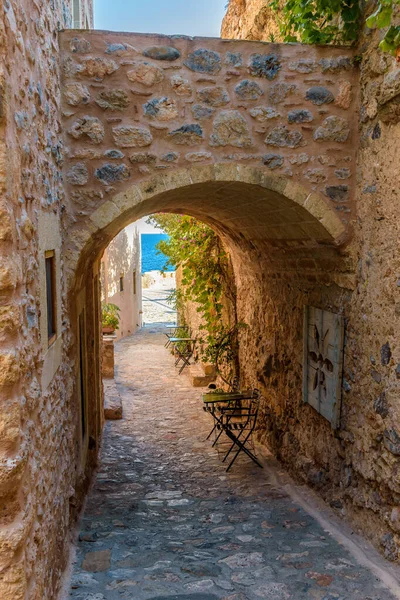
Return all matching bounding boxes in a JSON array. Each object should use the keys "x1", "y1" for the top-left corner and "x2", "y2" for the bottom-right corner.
[{"x1": 0, "y1": 1, "x2": 399, "y2": 599}]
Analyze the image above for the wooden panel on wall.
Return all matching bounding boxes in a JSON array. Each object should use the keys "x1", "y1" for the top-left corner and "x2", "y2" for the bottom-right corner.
[{"x1": 303, "y1": 306, "x2": 345, "y2": 429}]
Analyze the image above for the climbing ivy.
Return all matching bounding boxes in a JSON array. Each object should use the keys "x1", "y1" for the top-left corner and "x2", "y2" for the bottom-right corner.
[
  {"x1": 269, "y1": 0, "x2": 361, "y2": 45},
  {"x1": 269, "y1": 0, "x2": 400, "y2": 57},
  {"x1": 367, "y1": 1, "x2": 400, "y2": 57},
  {"x1": 147, "y1": 214, "x2": 244, "y2": 383}
]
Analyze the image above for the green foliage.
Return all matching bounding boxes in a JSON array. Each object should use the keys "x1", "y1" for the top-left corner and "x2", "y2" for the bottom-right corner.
[
  {"x1": 269, "y1": 0, "x2": 361, "y2": 45},
  {"x1": 269, "y1": 0, "x2": 400, "y2": 57},
  {"x1": 102, "y1": 302, "x2": 120, "y2": 330},
  {"x1": 366, "y1": 1, "x2": 400, "y2": 57},
  {"x1": 147, "y1": 214, "x2": 235, "y2": 334},
  {"x1": 147, "y1": 213, "x2": 243, "y2": 378},
  {"x1": 199, "y1": 322, "x2": 249, "y2": 386}
]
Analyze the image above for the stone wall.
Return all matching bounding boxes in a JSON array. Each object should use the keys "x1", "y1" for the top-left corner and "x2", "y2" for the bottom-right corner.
[
  {"x1": 221, "y1": 1, "x2": 400, "y2": 561},
  {"x1": 101, "y1": 224, "x2": 142, "y2": 340},
  {"x1": 0, "y1": 1, "x2": 97, "y2": 598},
  {"x1": 59, "y1": 29, "x2": 358, "y2": 247}
]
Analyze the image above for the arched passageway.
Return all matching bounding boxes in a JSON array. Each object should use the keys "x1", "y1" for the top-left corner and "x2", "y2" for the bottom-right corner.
[{"x1": 64, "y1": 164, "x2": 355, "y2": 531}]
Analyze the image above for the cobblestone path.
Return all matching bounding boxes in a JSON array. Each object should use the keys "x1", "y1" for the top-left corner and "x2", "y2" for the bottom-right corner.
[{"x1": 67, "y1": 328, "x2": 398, "y2": 600}]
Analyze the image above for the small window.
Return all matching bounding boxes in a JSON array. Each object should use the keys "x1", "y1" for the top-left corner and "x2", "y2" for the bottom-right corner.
[
  {"x1": 73, "y1": 0, "x2": 81, "y2": 28},
  {"x1": 133, "y1": 271, "x2": 137, "y2": 295},
  {"x1": 45, "y1": 251, "x2": 57, "y2": 345},
  {"x1": 119, "y1": 276, "x2": 124, "y2": 292}
]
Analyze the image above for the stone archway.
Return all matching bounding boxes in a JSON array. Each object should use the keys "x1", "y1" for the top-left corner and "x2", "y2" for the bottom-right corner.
[
  {"x1": 64, "y1": 160, "x2": 355, "y2": 542},
  {"x1": 66, "y1": 163, "x2": 347, "y2": 286}
]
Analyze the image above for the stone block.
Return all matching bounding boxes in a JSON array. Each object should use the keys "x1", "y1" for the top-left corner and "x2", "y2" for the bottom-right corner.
[
  {"x1": 126, "y1": 61, "x2": 164, "y2": 86},
  {"x1": 102, "y1": 337, "x2": 115, "y2": 378}
]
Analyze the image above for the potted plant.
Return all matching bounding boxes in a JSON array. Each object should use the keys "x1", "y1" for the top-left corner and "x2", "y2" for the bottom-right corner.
[{"x1": 102, "y1": 303, "x2": 120, "y2": 335}]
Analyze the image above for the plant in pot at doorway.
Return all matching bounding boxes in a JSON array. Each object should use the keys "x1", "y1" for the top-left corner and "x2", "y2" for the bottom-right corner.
[{"x1": 102, "y1": 303, "x2": 120, "y2": 335}]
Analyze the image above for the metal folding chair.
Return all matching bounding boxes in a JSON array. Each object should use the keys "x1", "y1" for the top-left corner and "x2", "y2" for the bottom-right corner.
[
  {"x1": 205, "y1": 389, "x2": 263, "y2": 471},
  {"x1": 220, "y1": 390, "x2": 263, "y2": 471},
  {"x1": 172, "y1": 336, "x2": 196, "y2": 374},
  {"x1": 164, "y1": 325, "x2": 190, "y2": 348}
]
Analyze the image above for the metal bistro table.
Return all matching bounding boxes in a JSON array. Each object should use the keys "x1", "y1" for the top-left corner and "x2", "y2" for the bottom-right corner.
[
  {"x1": 170, "y1": 336, "x2": 196, "y2": 374},
  {"x1": 202, "y1": 389, "x2": 263, "y2": 471}
]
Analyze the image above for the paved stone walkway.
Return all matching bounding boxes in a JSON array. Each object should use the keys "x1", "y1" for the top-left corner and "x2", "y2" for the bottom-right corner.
[
  {"x1": 142, "y1": 282, "x2": 177, "y2": 327},
  {"x1": 66, "y1": 328, "x2": 398, "y2": 600}
]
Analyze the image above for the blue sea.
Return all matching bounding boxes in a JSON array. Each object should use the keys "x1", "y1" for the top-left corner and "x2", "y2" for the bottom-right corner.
[{"x1": 141, "y1": 234, "x2": 174, "y2": 274}]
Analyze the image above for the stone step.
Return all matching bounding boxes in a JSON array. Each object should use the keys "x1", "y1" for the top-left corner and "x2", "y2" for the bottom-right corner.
[
  {"x1": 189, "y1": 363, "x2": 216, "y2": 387},
  {"x1": 103, "y1": 379, "x2": 123, "y2": 420}
]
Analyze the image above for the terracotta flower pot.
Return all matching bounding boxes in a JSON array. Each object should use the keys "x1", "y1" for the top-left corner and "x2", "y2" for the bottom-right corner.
[{"x1": 102, "y1": 326, "x2": 115, "y2": 335}]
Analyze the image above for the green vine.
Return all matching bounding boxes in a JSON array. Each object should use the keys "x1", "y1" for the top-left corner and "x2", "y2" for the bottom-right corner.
[
  {"x1": 147, "y1": 214, "x2": 245, "y2": 381},
  {"x1": 269, "y1": 0, "x2": 400, "y2": 58}
]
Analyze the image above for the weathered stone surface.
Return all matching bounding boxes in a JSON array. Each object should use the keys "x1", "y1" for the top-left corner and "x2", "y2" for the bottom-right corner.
[
  {"x1": 70, "y1": 37, "x2": 91, "y2": 54},
  {"x1": 168, "y1": 124, "x2": 204, "y2": 145},
  {"x1": 197, "y1": 86, "x2": 230, "y2": 107},
  {"x1": 314, "y1": 116, "x2": 350, "y2": 143},
  {"x1": 319, "y1": 57, "x2": 352, "y2": 73},
  {"x1": 287, "y1": 109, "x2": 313, "y2": 124},
  {"x1": 95, "y1": 89, "x2": 130, "y2": 111},
  {"x1": 104, "y1": 379, "x2": 123, "y2": 420},
  {"x1": 335, "y1": 81, "x2": 352, "y2": 110},
  {"x1": 381, "y1": 342, "x2": 392, "y2": 366},
  {"x1": 249, "y1": 53, "x2": 281, "y2": 79},
  {"x1": 264, "y1": 125, "x2": 303, "y2": 149},
  {"x1": 81, "y1": 57, "x2": 119, "y2": 80},
  {"x1": 112, "y1": 125, "x2": 153, "y2": 148},
  {"x1": 383, "y1": 429, "x2": 400, "y2": 456},
  {"x1": 225, "y1": 51, "x2": 242, "y2": 67},
  {"x1": 69, "y1": 148, "x2": 102, "y2": 160},
  {"x1": 105, "y1": 42, "x2": 137, "y2": 56},
  {"x1": 210, "y1": 110, "x2": 252, "y2": 147},
  {"x1": 381, "y1": 533, "x2": 398, "y2": 562},
  {"x1": 95, "y1": 163, "x2": 131, "y2": 184},
  {"x1": 185, "y1": 151, "x2": 213, "y2": 162},
  {"x1": 143, "y1": 97, "x2": 178, "y2": 121},
  {"x1": 325, "y1": 185, "x2": 349, "y2": 202},
  {"x1": 64, "y1": 83, "x2": 91, "y2": 106},
  {"x1": 289, "y1": 152, "x2": 309, "y2": 165},
  {"x1": 269, "y1": 82, "x2": 296, "y2": 104},
  {"x1": 66, "y1": 163, "x2": 89, "y2": 186},
  {"x1": 127, "y1": 61, "x2": 164, "y2": 87},
  {"x1": 304, "y1": 168, "x2": 327, "y2": 183},
  {"x1": 161, "y1": 152, "x2": 179, "y2": 162},
  {"x1": 184, "y1": 49, "x2": 221, "y2": 74},
  {"x1": 335, "y1": 168, "x2": 351, "y2": 180},
  {"x1": 68, "y1": 116, "x2": 105, "y2": 144},
  {"x1": 249, "y1": 106, "x2": 280, "y2": 121},
  {"x1": 171, "y1": 75, "x2": 193, "y2": 96},
  {"x1": 143, "y1": 46, "x2": 181, "y2": 61},
  {"x1": 262, "y1": 153, "x2": 284, "y2": 169},
  {"x1": 104, "y1": 149, "x2": 124, "y2": 159},
  {"x1": 129, "y1": 152, "x2": 157, "y2": 164},
  {"x1": 82, "y1": 550, "x2": 111, "y2": 572},
  {"x1": 374, "y1": 392, "x2": 389, "y2": 418},
  {"x1": 192, "y1": 104, "x2": 215, "y2": 121},
  {"x1": 306, "y1": 86, "x2": 334, "y2": 105},
  {"x1": 288, "y1": 59, "x2": 316, "y2": 73},
  {"x1": 379, "y1": 69, "x2": 400, "y2": 105},
  {"x1": 235, "y1": 80, "x2": 264, "y2": 100}
]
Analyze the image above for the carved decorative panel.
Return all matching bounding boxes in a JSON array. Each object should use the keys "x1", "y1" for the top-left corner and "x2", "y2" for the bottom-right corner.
[{"x1": 303, "y1": 306, "x2": 345, "y2": 429}]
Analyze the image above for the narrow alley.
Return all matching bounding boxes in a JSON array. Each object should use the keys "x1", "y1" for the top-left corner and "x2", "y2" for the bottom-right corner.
[{"x1": 64, "y1": 329, "x2": 400, "y2": 600}]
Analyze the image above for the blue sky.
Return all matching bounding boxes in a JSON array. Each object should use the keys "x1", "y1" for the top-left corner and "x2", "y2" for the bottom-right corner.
[{"x1": 94, "y1": 0, "x2": 227, "y2": 37}]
